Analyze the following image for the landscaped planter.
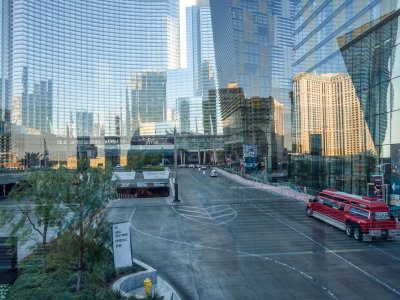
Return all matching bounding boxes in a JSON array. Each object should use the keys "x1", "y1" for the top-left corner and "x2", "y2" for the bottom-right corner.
[{"x1": 112, "y1": 259, "x2": 157, "y2": 298}]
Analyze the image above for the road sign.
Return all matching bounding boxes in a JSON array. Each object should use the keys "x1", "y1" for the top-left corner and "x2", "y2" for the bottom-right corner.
[{"x1": 112, "y1": 222, "x2": 132, "y2": 269}]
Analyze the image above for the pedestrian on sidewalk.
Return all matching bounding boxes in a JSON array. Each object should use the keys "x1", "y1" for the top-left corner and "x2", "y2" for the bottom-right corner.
[
  {"x1": 304, "y1": 186, "x2": 307, "y2": 194},
  {"x1": 203, "y1": 170, "x2": 206, "y2": 177}
]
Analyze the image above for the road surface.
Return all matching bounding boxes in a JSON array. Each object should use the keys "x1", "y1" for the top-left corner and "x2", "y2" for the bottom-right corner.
[{"x1": 107, "y1": 169, "x2": 400, "y2": 300}]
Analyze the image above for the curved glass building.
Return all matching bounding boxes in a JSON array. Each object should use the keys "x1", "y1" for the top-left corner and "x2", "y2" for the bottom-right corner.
[{"x1": 0, "y1": 0, "x2": 180, "y2": 167}]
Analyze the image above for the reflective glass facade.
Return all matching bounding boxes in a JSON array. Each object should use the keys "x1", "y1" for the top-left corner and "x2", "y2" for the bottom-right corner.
[
  {"x1": 210, "y1": 0, "x2": 294, "y2": 106},
  {"x1": 186, "y1": 1, "x2": 221, "y2": 135},
  {"x1": 0, "y1": 0, "x2": 180, "y2": 167},
  {"x1": 292, "y1": 1, "x2": 400, "y2": 197},
  {"x1": 210, "y1": 0, "x2": 294, "y2": 149},
  {"x1": 293, "y1": 0, "x2": 397, "y2": 74}
]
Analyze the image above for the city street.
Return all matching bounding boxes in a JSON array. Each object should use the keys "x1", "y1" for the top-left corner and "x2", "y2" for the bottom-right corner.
[{"x1": 107, "y1": 169, "x2": 400, "y2": 300}]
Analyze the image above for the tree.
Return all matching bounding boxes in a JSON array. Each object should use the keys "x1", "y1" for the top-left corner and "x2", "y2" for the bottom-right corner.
[
  {"x1": 146, "y1": 153, "x2": 162, "y2": 166},
  {"x1": 0, "y1": 168, "x2": 70, "y2": 273},
  {"x1": 61, "y1": 164, "x2": 116, "y2": 291},
  {"x1": 19, "y1": 152, "x2": 42, "y2": 168},
  {"x1": 125, "y1": 152, "x2": 164, "y2": 171},
  {"x1": 125, "y1": 152, "x2": 145, "y2": 171}
]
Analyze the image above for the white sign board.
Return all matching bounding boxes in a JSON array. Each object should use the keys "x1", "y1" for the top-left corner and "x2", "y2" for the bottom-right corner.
[
  {"x1": 143, "y1": 170, "x2": 170, "y2": 179},
  {"x1": 112, "y1": 172, "x2": 136, "y2": 181},
  {"x1": 153, "y1": 182, "x2": 165, "y2": 187},
  {"x1": 136, "y1": 182, "x2": 148, "y2": 187},
  {"x1": 112, "y1": 222, "x2": 132, "y2": 269}
]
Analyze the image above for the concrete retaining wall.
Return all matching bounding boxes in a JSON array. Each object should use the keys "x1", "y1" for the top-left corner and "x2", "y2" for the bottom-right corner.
[{"x1": 113, "y1": 258, "x2": 157, "y2": 297}]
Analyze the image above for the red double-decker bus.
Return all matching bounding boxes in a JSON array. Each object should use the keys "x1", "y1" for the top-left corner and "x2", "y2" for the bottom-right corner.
[{"x1": 306, "y1": 188, "x2": 398, "y2": 241}]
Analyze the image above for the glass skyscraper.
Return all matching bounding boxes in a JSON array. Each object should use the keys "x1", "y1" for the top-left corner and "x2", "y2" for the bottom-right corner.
[
  {"x1": 293, "y1": 0, "x2": 397, "y2": 74},
  {"x1": 166, "y1": 0, "x2": 221, "y2": 136},
  {"x1": 210, "y1": 0, "x2": 294, "y2": 106},
  {"x1": 292, "y1": 0, "x2": 400, "y2": 196},
  {"x1": 209, "y1": 0, "x2": 294, "y2": 149},
  {"x1": 0, "y1": 0, "x2": 180, "y2": 167},
  {"x1": 186, "y1": 0, "x2": 221, "y2": 135}
]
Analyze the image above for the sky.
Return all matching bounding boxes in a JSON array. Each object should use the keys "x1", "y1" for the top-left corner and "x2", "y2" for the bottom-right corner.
[{"x1": 180, "y1": 0, "x2": 197, "y2": 68}]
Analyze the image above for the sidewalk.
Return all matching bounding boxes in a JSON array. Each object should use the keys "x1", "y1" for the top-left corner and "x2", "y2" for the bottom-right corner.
[
  {"x1": 215, "y1": 168, "x2": 313, "y2": 204},
  {"x1": 216, "y1": 168, "x2": 400, "y2": 231}
]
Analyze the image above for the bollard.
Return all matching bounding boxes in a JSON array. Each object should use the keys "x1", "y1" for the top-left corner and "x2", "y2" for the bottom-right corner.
[{"x1": 144, "y1": 277, "x2": 152, "y2": 296}]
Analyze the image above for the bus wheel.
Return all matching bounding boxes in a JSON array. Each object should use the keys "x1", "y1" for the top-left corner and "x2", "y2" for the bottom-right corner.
[
  {"x1": 354, "y1": 227, "x2": 362, "y2": 241},
  {"x1": 306, "y1": 208, "x2": 312, "y2": 217},
  {"x1": 345, "y1": 224, "x2": 353, "y2": 237}
]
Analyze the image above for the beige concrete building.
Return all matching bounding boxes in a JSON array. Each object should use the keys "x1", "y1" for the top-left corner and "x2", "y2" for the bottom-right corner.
[{"x1": 292, "y1": 72, "x2": 375, "y2": 156}]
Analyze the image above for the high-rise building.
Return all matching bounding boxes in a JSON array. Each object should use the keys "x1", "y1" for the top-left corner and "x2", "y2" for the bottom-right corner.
[
  {"x1": 186, "y1": 0, "x2": 221, "y2": 134},
  {"x1": 292, "y1": 2, "x2": 400, "y2": 195},
  {"x1": 337, "y1": 9, "x2": 400, "y2": 201},
  {"x1": 76, "y1": 111, "x2": 94, "y2": 137},
  {"x1": 130, "y1": 71, "x2": 167, "y2": 135},
  {"x1": 0, "y1": 0, "x2": 180, "y2": 163},
  {"x1": 210, "y1": 0, "x2": 294, "y2": 105},
  {"x1": 292, "y1": 72, "x2": 375, "y2": 156},
  {"x1": 220, "y1": 83, "x2": 284, "y2": 172},
  {"x1": 293, "y1": 0, "x2": 397, "y2": 74},
  {"x1": 210, "y1": 0, "x2": 294, "y2": 148},
  {"x1": 165, "y1": 0, "x2": 221, "y2": 135}
]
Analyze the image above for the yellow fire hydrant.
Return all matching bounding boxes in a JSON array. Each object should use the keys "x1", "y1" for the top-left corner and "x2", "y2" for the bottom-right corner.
[{"x1": 144, "y1": 277, "x2": 152, "y2": 296}]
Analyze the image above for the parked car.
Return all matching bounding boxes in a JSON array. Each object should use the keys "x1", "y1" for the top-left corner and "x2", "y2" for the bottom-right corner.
[{"x1": 210, "y1": 170, "x2": 218, "y2": 177}]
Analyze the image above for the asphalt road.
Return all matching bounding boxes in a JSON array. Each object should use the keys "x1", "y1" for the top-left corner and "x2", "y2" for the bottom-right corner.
[{"x1": 107, "y1": 169, "x2": 400, "y2": 300}]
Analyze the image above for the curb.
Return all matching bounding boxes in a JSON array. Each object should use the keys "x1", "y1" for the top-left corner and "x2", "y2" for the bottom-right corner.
[
  {"x1": 112, "y1": 258, "x2": 181, "y2": 300},
  {"x1": 215, "y1": 168, "x2": 311, "y2": 204}
]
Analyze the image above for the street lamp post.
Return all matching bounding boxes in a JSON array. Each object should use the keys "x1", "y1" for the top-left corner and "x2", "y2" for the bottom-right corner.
[{"x1": 173, "y1": 127, "x2": 180, "y2": 202}]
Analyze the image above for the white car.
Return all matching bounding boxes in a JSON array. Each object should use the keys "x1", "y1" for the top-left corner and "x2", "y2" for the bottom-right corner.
[{"x1": 210, "y1": 170, "x2": 218, "y2": 177}]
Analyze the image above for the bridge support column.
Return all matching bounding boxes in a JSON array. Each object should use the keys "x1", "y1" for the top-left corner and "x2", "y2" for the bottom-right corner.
[
  {"x1": 203, "y1": 149, "x2": 207, "y2": 164},
  {"x1": 180, "y1": 150, "x2": 183, "y2": 165},
  {"x1": 197, "y1": 147, "x2": 201, "y2": 164},
  {"x1": 213, "y1": 146, "x2": 217, "y2": 164}
]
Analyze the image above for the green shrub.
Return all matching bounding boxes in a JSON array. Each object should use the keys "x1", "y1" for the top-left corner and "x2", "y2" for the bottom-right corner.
[{"x1": 7, "y1": 233, "x2": 124, "y2": 300}]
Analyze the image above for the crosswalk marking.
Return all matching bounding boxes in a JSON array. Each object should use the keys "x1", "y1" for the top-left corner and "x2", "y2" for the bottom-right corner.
[{"x1": 173, "y1": 204, "x2": 237, "y2": 225}]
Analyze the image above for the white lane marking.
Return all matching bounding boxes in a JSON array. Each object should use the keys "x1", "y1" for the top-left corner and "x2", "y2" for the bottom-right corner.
[
  {"x1": 172, "y1": 204, "x2": 237, "y2": 225},
  {"x1": 251, "y1": 203, "x2": 400, "y2": 297},
  {"x1": 370, "y1": 245, "x2": 400, "y2": 262},
  {"x1": 180, "y1": 213, "x2": 213, "y2": 220},
  {"x1": 179, "y1": 204, "x2": 227, "y2": 210},
  {"x1": 176, "y1": 208, "x2": 211, "y2": 215},
  {"x1": 178, "y1": 213, "x2": 237, "y2": 226},
  {"x1": 129, "y1": 208, "x2": 337, "y2": 300},
  {"x1": 209, "y1": 208, "x2": 232, "y2": 215},
  {"x1": 213, "y1": 212, "x2": 237, "y2": 219},
  {"x1": 129, "y1": 207, "x2": 136, "y2": 222}
]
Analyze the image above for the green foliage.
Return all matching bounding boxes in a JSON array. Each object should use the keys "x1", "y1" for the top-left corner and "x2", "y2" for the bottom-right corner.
[
  {"x1": 0, "y1": 168, "x2": 71, "y2": 271},
  {"x1": 7, "y1": 232, "x2": 123, "y2": 300},
  {"x1": 59, "y1": 165, "x2": 116, "y2": 291},
  {"x1": 216, "y1": 151, "x2": 225, "y2": 162},
  {"x1": 0, "y1": 284, "x2": 9, "y2": 300},
  {"x1": 126, "y1": 152, "x2": 163, "y2": 171},
  {"x1": 2, "y1": 165, "x2": 118, "y2": 295},
  {"x1": 19, "y1": 152, "x2": 42, "y2": 168},
  {"x1": 126, "y1": 291, "x2": 163, "y2": 300},
  {"x1": 144, "y1": 291, "x2": 163, "y2": 300}
]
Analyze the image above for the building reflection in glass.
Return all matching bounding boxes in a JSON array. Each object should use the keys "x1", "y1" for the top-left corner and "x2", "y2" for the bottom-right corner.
[
  {"x1": 220, "y1": 82, "x2": 284, "y2": 173},
  {"x1": 291, "y1": 8, "x2": 400, "y2": 196},
  {"x1": 0, "y1": 0, "x2": 180, "y2": 168}
]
